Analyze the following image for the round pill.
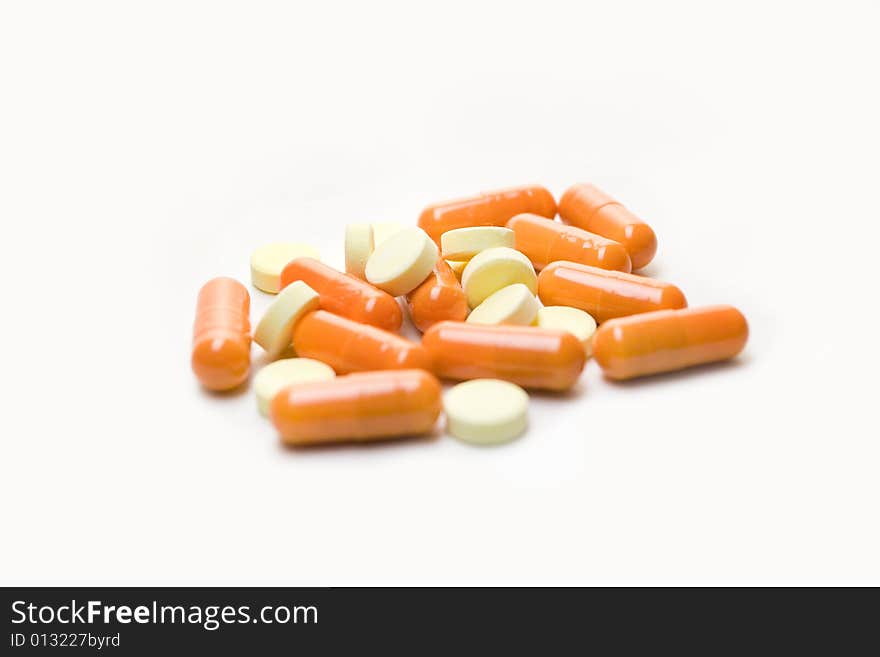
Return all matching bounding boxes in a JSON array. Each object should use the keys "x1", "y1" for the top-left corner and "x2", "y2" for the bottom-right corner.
[
  {"x1": 251, "y1": 242, "x2": 320, "y2": 293},
  {"x1": 535, "y1": 306, "x2": 598, "y2": 355},
  {"x1": 466, "y1": 283, "x2": 540, "y2": 326},
  {"x1": 441, "y1": 226, "x2": 515, "y2": 261},
  {"x1": 372, "y1": 221, "x2": 404, "y2": 246},
  {"x1": 344, "y1": 223, "x2": 374, "y2": 279},
  {"x1": 254, "y1": 281, "x2": 320, "y2": 358},
  {"x1": 365, "y1": 227, "x2": 439, "y2": 297},
  {"x1": 444, "y1": 379, "x2": 528, "y2": 445},
  {"x1": 253, "y1": 358, "x2": 336, "y2": 416},
  {"x1": 461, "y1": 246, "x2": 537, "y2": 308}
]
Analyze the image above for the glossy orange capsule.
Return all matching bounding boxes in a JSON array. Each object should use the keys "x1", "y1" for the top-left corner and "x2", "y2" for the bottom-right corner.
[
  {"x1": 271, "y1": 369, "x2": 442, "y2": 446},
  {"x1": 418, "y1": 184, "x2": 557, "y2": 243},
  {"x1": 592, "y1": 305, "x2": 748, "y2": 380},
  {"x1": 191, "y1": 277, "x2": 251, "y2": 390},
  {"x1": 280, "y1": 257, "x2": 402, "y2": 332},
  {"x1": 558, "y1": 183, "x2": 658, "y2": 270},
  {"x1": 292, "y1": 310, "x2": 431, "y2": 374},
  {"x1": 538, "y1": 261, "x2": 687, "y2": 324},
  {"x1": 506, "y1": 213, "x2": 632, "y2": 273},
  {"x1": 405, "y1": 257, "x2": 469, "y2": 332},
  {"x1": 422, "y1": 321, "x2": 585, "y2": 391}
]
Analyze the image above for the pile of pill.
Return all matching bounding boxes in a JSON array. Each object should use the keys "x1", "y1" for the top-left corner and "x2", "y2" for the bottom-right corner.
[{"x1": 192, "y1": 183, "x2": 749, "y2": 447}]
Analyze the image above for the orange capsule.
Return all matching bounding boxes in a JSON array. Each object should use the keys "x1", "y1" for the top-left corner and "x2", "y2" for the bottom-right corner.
[
  {"x1": 592, "y1": 305, "x2": 748, "y2": 380},
  {"x1": 558, "y1": 183, "x2": 658, "y2": 270},
  {"x1": 280, "y1": 257, "x2": 402, "y2": 332},
  {"x1": 506, "y1": 213, "x2": 632, "y2": 273},
  {"x1": 418, "y1": 184, "x2": 557, "y2": 243},
  {"x1": 422, "y1": 321, "x2": 585, "y2": 391},
  {"x1": 292, "y1": 310, "x2": 431, "y2": 374},
  {"x1": 537, "y1": 261, "x2": 687, "y2": 324},
  {"x1": 405, "y1": 257, "x2": 469, "y2": 332},
  {"x1": 271, "y1": 369, "x2": 442, "y2": 446},
  {"x1": 191, "y1": 277, "x2": 251, "y2": 391}
]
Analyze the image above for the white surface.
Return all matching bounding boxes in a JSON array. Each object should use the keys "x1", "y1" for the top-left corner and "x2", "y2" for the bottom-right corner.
[
  {"x1": 444, "y1": 380, "x2": 529, "y2": 445},
  {"x1": 0, "y1": 1, "x2": 878, "y2": 586}
]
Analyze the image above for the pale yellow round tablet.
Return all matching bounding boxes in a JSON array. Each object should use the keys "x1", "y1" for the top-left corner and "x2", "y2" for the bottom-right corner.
[
  {"x1": 441, "y1": 226, "x2": 515, "y2": 260},
  {"x1": 372, "y1": 222, "x2": 404, "y2": 246},
  {"x1": 254, "y1": 358, "x2": 336, "y2": 416},
  {"x1": 365, "y1": 227, "x2": 439, "y2": 296},
  {"x1": 250, "y1": 242, "x2": 320, "y2": 293},
  {"x1": 535, "y1": 306, "x2": 598, "y2": 356},
  {"x1": 344, "y1": 223, "x2": 374, "y2": 279},
  {"x1": 254, "y1": 281, "x2": 320, "y2": 358},
  {"x1": 446, "y1": 260, "x2": 467, "y2": 280},
  {"x1": 467, "y1": 283, "x2": 541, "y2": 326},
  {"x1": 444, "y1": 379, "x2": 528, "y2": 445},
  {"x1": 461, "y1": 246, "x2": 537, "y2": 308}
]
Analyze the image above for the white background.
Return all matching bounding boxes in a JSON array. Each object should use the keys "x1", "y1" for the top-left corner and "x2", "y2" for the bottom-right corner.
[{"x1": 1, "y1": 1, "x2": 878, "y2": 586}]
